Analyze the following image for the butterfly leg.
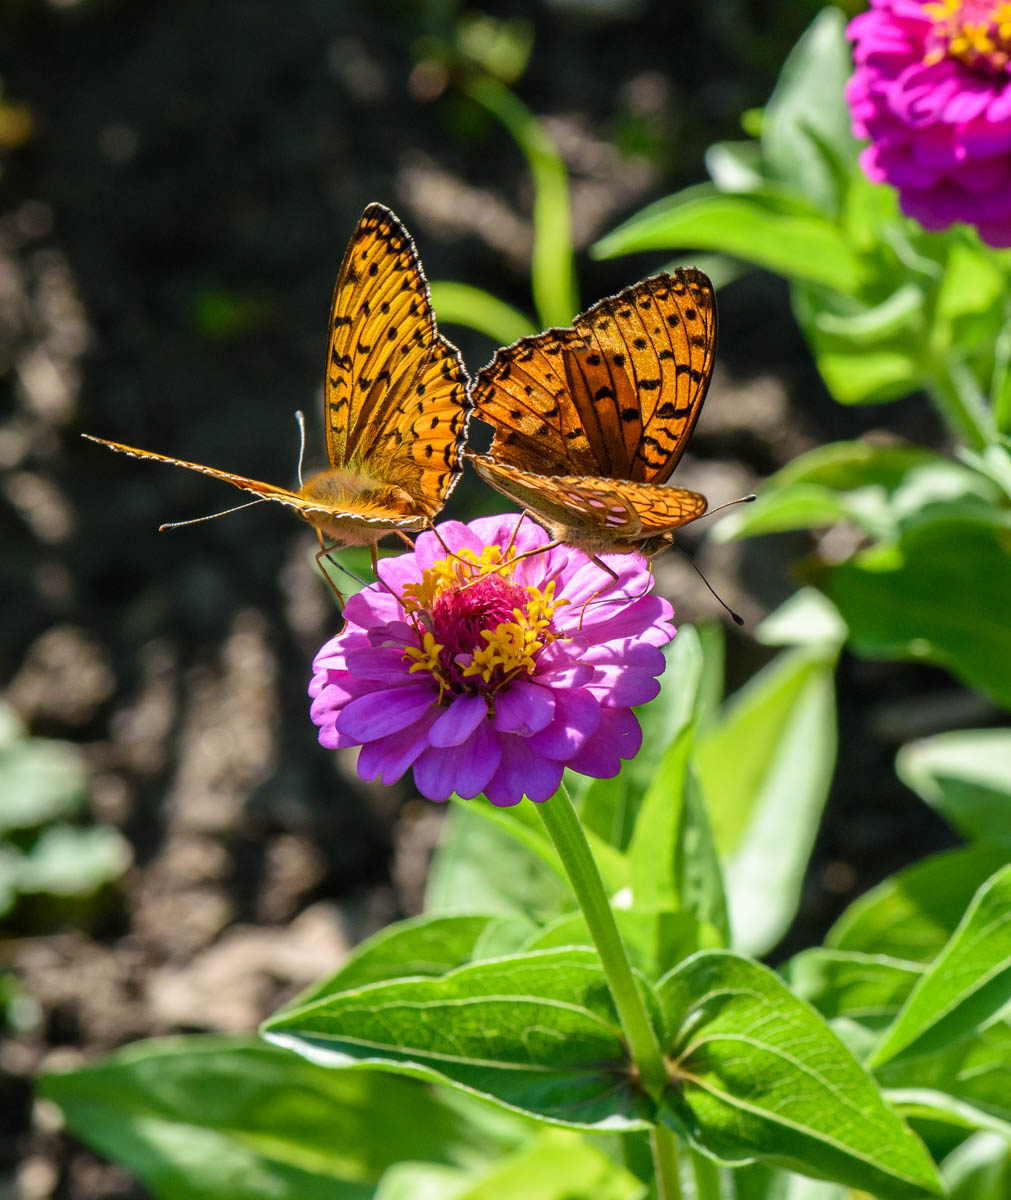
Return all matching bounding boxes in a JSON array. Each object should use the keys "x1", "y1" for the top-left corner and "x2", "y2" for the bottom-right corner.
[
  {"x1": 313, "y1": 535, "x2": 347, "y2": 607},
  {"x1": 577, "y1": 555, "x2": 622, "y2": 629}
]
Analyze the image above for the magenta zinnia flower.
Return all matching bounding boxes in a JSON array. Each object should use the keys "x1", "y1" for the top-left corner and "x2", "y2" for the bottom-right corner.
[
  {"x1": 309, "y1": 515, "x2": 675, "y2": 807},
  {"x1": 847, "y1": 0, "x2": 1011, "y2": 246}
]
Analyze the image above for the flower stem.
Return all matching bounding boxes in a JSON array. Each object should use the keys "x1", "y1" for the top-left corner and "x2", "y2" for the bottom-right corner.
[
  {"x1": 536, "y1": 783, "x2": 670, "y2": 1098},
  {"x1": 690, "y1": 1145, "x2": 721, "y2": 1200},
  {"x1": 537, "y1": 784, "x2": 680, "y2": 1199}
]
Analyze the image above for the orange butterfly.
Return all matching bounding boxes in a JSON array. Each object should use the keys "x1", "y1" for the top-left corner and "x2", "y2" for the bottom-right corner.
[
  {"x1": 468, "y1": 269, "x2": 716, "y2": 572},
  {"x1": 84, "y1": 204, "x2": 471, "y2": 591}
]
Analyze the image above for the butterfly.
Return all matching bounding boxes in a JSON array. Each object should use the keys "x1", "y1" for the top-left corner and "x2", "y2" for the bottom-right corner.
[
  {"x1": 467, "y1": 269, "x2": 716, "y2": 571},
  {"x1": 84, "y1": 203, "x2": 471, "y2": 592}
]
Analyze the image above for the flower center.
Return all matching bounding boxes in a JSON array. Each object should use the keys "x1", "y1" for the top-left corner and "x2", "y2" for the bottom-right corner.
[
  {"x1": 924, "y1": 0, "x2": 1011, "y2": 74},
  {"x1": 400, "y1": 544, "x2": 568, "y2": 702}
]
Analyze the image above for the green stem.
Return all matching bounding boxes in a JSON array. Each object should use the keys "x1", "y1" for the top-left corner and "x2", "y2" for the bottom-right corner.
[
  {"x1": 652, "y1": 1124, "x2": 684, "y2": 1200},
  {"x1": 536, "y1": 783, "x2": 669, "y2": 1098},
  {"x1": 690, "y1": 1146, "x2": 721, "y2": 1200},
  {"x1": 537, "y1": 784, "x2": 680, "y2": 1199},
  {"x1": 926, "y1": 356, "x2": 995, "y2": 452}
]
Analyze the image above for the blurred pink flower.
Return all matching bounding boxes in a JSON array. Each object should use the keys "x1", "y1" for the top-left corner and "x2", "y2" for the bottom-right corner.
[
  {"x1": 309, "y1": 515, "x2": 675, "y2": 807},
  {"x1": 846, "y1": 0, "x2": 1011, "y2": 246}
]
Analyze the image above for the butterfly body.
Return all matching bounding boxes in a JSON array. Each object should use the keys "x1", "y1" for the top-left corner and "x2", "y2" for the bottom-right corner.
[
  {"x1": 84, "y1": 203, "x2": 470, "y2": 578},
  {"x1": 469, "y1": 269, "x2": 716, "y2": 560}
]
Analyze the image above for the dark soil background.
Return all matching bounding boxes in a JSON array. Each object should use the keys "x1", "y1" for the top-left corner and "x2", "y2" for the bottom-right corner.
[{"x1": 0, "y1": 1, "x2": 987, "y2": 1196}]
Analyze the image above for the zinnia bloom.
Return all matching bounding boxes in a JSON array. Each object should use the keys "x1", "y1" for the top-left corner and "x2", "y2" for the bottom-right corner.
[
  {"x1": 309, "y1": 515, "x2": 675, "y2": 806},
  {"x1": 846, "y1": 0, "x2": 1011, "y2": 246}
]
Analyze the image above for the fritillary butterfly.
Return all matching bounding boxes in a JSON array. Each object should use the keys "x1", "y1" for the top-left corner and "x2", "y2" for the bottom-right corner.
[{"x1": 84, "y1": 204, "x2": 471, "y2": 587}]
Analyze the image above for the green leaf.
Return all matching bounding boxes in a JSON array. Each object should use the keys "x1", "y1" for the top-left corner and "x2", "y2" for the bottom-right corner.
[
  {"x1": 754, "y1": 589, "x2": 848, "y2": 650},
  {"x1": 869, "y1": 864, "x2": 1011, "y2": 1067},
  {"x1": 40, "y1": 1035, "x2": 529, "y2": 1200},
  {"x1": 896, "y1": 729, "x2": 1011, "y2": 844},
  {"x1": 875, "y1": 1019, "x2": 1011, "y2": 1127},
  {"x1": 425, "y1": 802, "x2": 571, "y2": 924},
  {"x1": 627, "y1": 725, "x2": 729, "y2": 947},
  {"x1": 783, "y1": 949, "x2": 923, "y2": 1033},
  {"x1": 263, "y1": 949, "x2": 655, "y2": 1130},
  {"x1": 387, "y1": 1127, "x2": 648, "y2": 1200},
  {"x1": 760, "y1": 7, "x2": 860, "y2": 211},
  {"x1": 657, "y1": 952, "x2": 943, "y2": 1198},
  {"x1": 942, "y1": 1131, "x2": 1011, "y2": 1200},
  {"x1": 592, "y1": 186, "x2": 868, "y2": 293},
  {"x1": 715, "y1": 441, "x2": 998, "y2": 543},
  {"x1": 887, "y1": 1089, "x2": 1011, "y2": 1143},
  {"x1": 792, "y1": 282, "x2": 923, "y2": 404},
  {"x1": 521, "y1": 908, "x2": 703, "y2": 984},
  {"x1": 15, "y1": 823, "x2": 131, "y2": 895},
  {"x1": 0, "y1": 736, "x2": 87, "y2": 832},
  {"x1": 463, "y1": 75, "x2": 577, "y2": 329},
  {"x1": 694, "y1": 646, "x2": 838, "y2": 956},
  {"x1": 827, "y1": 844, "x2": 1011, "y2": 962},
  {"x1": 288, "y1": 914, "x2": 517, "y2": 1010},
  {"x1": 823, "y1": 515, "x2": 1011, "y2": 708},
  {"x1": 429, "y1": 281, "x2": 537, "y2": 346}
]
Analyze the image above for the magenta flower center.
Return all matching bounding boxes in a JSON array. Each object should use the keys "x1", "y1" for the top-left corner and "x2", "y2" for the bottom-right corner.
[
  {"x1": 924, "y1": 0, "x2": 1011, "y2": 74},
  {"x1": 400, "y1": 545, "x2": 569, "y2": 703}
]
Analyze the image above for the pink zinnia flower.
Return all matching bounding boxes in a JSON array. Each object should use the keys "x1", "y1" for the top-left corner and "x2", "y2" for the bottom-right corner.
[
  {"x1": 846, "y1": 0, "x2": 1011, "y2": 246},
  {"x1": 308, "y1": 514, "x2": 675, "y2": 807}
]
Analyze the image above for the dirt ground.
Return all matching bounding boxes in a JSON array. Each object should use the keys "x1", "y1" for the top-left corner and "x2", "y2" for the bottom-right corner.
[{"x1": 0, "y1": 2, "x2": 978, "y2": 1196}]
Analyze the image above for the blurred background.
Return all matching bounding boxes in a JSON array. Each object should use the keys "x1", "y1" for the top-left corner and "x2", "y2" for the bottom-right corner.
[{"x1": 0, "y1": 1, "x2": 968, "y2": 1195}]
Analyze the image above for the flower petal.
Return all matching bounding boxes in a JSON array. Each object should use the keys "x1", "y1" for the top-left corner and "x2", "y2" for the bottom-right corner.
[
  {"x1": 429, "y1": 692, "x2": 489, "y2": 748},
  {"x1": 357, "y1": 710, "x2": 439, "y2": 784},
  {"x1": 524, "y1": 687, "x2": 602, "y2": 761},
  {"x1": 565, "y1": 708, "x2": 643, "y2": 778},
  {"x1": 493, "y1": 680, "x2": 555, "y2": 735},
  {"x1": 413, "y1": 720, "x2": 504, "y2": 801},
  {"x1": 483, "y1": 734, "x2": 563, "y2": 806},
  {"x1": 337, "y1": 686, "x2": 437, "y2": 742}
]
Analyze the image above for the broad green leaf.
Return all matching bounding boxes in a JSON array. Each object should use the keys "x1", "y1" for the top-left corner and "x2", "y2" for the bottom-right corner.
[
  {"x1": 592, "y1": 187, "x2": 867, "y2": 294},
  {"x1": 783, "y1": 949, "x2": 923, "y2": 1034},
  {"x1": 627, "y1": 726, "x2": 729, "y2": 947},
  {"x1": 40, "y1": 1036, "x2": 529, "y2": 1200},
  {"x1": 288, "y1": 914, "x2": 516, "y2": 1010},
  {"x1": 828, "y1": 844, "x2": 1011, "y2": 962},
  {"x1": 792, "y1": 282, "x2": 923, "y2": 404},
  {"x1": 887, "y1": 1089, "x2": 1011, "y2": 1142},
  {"x1": 761, "y1": 8, "x2": 860, "y2": 211},
  {"x1": 870, "y1": 864, "x2": 1011, "y2": 1067},
  {"x1": 429, "y1": 281, "x2": 536, "y2": 346},
  {"x1": 754, "y1": 589, "x2": 848, "y2": 649},
  {"x1": 425, "y1": 802, "x2": 571, "y2": 924},
  {"x1": 823, "y1": 516, "x2": 1011, "y2": 708},
  {"x1": 942, "y1": 1131, "x2": 1011, "y2": 1200},
  {"x1": 15, "y1": 823, "x2": 131, "y2": 895},
  {"x1": 657, "y1": 952, "x2": 943, "y2": 1198},
  {"x1": 695, "y1": 646, "x2": 838, "y2": 956},
  {"x1": 875, "y1": 1019, "x2": 1011, "y2": 1126},
  {"x1": 403, "y1": 1128, "x2": 648, "y2": 1200},
  {"x1": 715, "y1": 440, "x2": 994, "y2": 544},
  {"x1": 263, "y1": 949, "x2": 655, "y2": 1130},
  {"x1": 521, "y1": 908, "x2": 703, "y2": 983},
  {"x1": 896, "y1": 729, "x2": 1011, "y2": 844},
  {"x1": 730, "y1": 1162, "x2": 851, "y2": 1200},
  {"x1": 0, "y1": 735, "x2": 88, "y2": 832}
]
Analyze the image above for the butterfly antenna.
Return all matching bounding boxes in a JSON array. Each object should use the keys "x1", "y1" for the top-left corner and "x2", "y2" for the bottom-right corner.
[
  {"x1": 672, "y1": 544, "x2": 745, "y2": 627},
  {"x1": 294, "y1": 410, "x2": 307, "y2": 488},
  {"x1": 701, "y1": 493, "x2": 757, "y2": 520},
  {"x1": 159, "y1": 499, "x2": 266, "y2": 531}
]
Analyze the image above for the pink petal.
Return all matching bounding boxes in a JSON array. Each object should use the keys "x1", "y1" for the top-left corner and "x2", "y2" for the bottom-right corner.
[
  {"x1": 357, "y1": 709, "x2": 440, "y2": 784},
  {"x1": 337, "y1": 686, "x2": 437, "y2": 742},
  {"x1": 566, "y1": 708, "x2": 643, "y2": 778},
  {"x1": 429, "y1": 693, "x2": 489, "y2": 747},
  {"x1": 483, "y1": 735, "x2": 563, "y2": 806},
  {"x1": 524, "y1": 687, "x2": 602, "y2": 761},
  {"x1": 493, "y1": 680, "x2": 555, "y2": 735},
  {"x1": 413, "y1": 720, "x2": 503, "y2": 801}
]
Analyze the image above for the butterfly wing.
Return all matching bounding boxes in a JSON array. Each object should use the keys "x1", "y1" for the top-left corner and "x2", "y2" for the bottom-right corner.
[
  {"x1": 81, "y1": 435, "x2": 424, "y2": 531},
  {"x1": 471, "y1": 269, "x2": 716, "y2": 485},
  {"x1": 324, "y1": 204, "x2": 470, "y2": 519},
  {"x1": 470, "y1": 454, "x2": 707, "y2": 544}
]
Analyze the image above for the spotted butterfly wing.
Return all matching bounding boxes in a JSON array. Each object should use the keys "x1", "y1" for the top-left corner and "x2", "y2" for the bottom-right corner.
[
  {"x1": 469, "y1": 269, "x2": 715, "y2": 555},
  {"x1": 84, "y1": 203, "x2": 470, "y2": 555}
]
